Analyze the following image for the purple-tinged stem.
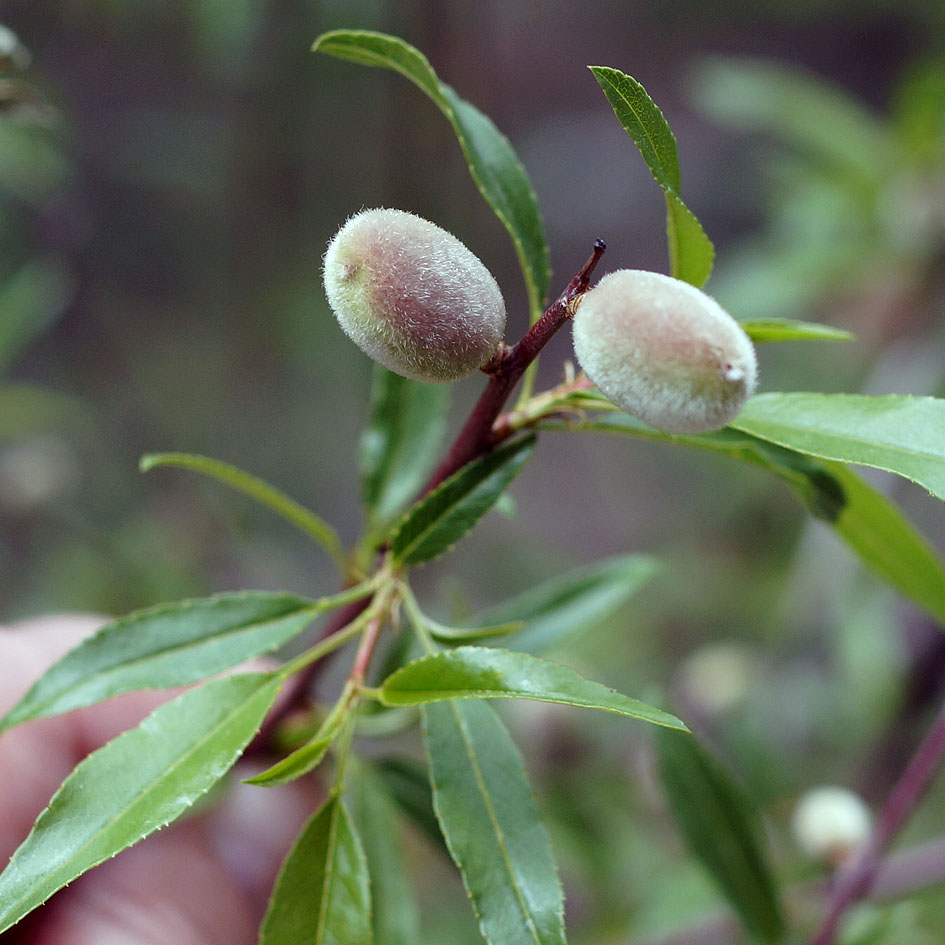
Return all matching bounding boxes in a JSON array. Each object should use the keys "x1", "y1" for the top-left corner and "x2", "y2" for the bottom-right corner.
[{"x1": 807, "y1": 694, "x2": 945, "y2": 945}]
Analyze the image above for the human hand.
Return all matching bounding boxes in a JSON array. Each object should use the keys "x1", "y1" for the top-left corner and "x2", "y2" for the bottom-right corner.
[{"x1": 0, "y1": 615, "x2": 320, "y2": 945}]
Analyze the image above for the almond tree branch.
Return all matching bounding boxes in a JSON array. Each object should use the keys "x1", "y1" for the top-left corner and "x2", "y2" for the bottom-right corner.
[{"x1": 423, "y1": 239, "x2": 605, "y2": 492}]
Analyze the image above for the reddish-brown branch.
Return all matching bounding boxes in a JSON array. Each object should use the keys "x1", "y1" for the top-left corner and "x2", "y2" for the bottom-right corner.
[
  {"x1": 423, "y1": 239, "x2": 605, "y2": 492},
  {"x1": 249, "y1": 241, "x2": 606, "y2": 753}
]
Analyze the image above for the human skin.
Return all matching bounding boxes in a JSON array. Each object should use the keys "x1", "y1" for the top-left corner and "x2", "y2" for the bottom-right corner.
[{"x1": 0, "y1": 616, "x2": 320, "y2": 945}]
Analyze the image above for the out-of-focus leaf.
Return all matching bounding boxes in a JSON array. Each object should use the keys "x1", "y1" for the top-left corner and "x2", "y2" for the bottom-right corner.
[
  {"x1": 0, "y1": 384, "x2": 86, "y2": 440},
  {"x1": 259, "y1": 793, "x2": 372, "y2": 945},
  {"x1": 691, "y1": 57, "x2": 892, "y2": 178},
  {"x1": 733, "y1": 393, "x2": 945, "y2": 502},
  {"x1": 740, "y1": 317, "x2": 854, "y2": 343},
  {"x1": 423, "y1": 699, "x2": 566, "y2": 945},
  {"x1": 0, "y1": 588, "x2": 370, "y2": 732},
  {"x1": 590, "y1": 65, "x2": 714, "y2": 286},
  {"x1": 374, "y1": 757, "x2": 442, "y2": 849},
  {"x1": 0, "y1": 259, "x2": 74, "y2": 371},
  {"x1": 657, "y1": 729, "x2": 785, "y2": 944},
  {"x1": 547, "y1": 411, "x2": 945, "y2": 629},
  {"x1": 314, "y1": 30, "x2": 550, "y2": 318},
  {"x1": 0, "y1": 672, "x2": 282, "y2": 935},
  {"x1": 379, "y1": 646, "x2": 686, "y2": 730},
  {"x1": 0, "y1": 24, "x2": 31, "y2": 73},
  {"x1": 390, "y1": 434, "x2": 535, "y2": 566},
  {"x1": 351, "y1": 766, "x2": 421, "y2": 945},
  {"x1": 825, "y1": 460, "x2": 945, "y2": 629},
  {"x1": 140, "y1": 452, "x2": 346, "y2": 572},
  {"x1": 359, "y1": 367, "x2": 449, "y2": 528},
  {"x1": 475, "y1": 553, "x2": 660, "y2": 653}
]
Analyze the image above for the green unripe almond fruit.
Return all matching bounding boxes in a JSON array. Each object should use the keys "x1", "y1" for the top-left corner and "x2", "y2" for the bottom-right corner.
[
  {"x1": 572, "y1": 269, "x2": 757, "y2": 433},
  {"x1": 323, "y1": 208, "x2": 507, "y2": 383}
]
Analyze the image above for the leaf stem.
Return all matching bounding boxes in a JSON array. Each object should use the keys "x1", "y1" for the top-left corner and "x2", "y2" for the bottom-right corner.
[
  {"x1": 423, "y1": 239, "x2": 605, "y2": 493},
  {"x1": 140, "y1": 452, "x2": 351, "y2": 577}
]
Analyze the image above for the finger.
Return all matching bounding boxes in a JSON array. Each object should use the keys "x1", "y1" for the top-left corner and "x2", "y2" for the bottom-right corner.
[{"x1": 24, "y1": 824, "x2": 260, "y2": 945}]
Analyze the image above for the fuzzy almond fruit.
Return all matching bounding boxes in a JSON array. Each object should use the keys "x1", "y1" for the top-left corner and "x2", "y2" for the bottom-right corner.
[
  {"x1": 323, "y1": 208, "x2": 506, "y2": 383},
  {"x1": 572, "y1": 269, "x2": 757, "y2": 433}
]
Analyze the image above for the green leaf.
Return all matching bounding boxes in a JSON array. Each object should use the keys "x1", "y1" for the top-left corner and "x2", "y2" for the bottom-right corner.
[
  {"x1": 0, "y1": 587, "x2": 370, "y2": 733},
  {"x1": 359, "y1": 366, "x2": 449, "y2": 527},
  {"x1": 379, "y1": 646, "x2": 686, "y2": 730},
  {"x1": 243, "y1": 710, "x2": 346, "y2": 787},
  {"x1": 588, "y1": 66, "x2": 680, "y2": 193},
  {"x1": 0, "y1": 672, "x2": 282, "y2": 935},
  {"x1": 656, "y1": 729, "x2": 785, "y2": 944},
  {"x1": 423, "y1": 699, "x2": 566, "y2": 945},
  {"x1": 740, "y1": 318, "x2": 855, "y2": 343},
  {"x1": 589, "y1": 65, "x2": 714, "y2": 286},
  {"x1": 556, "y1": 412, "x2": 945, "y2": 628},
  {"x1": 314, "y1": 30, "x2": 550, "y2": 318},
  {"x1": 260, "y1": 793, "x2": 372, "y2": 945},
  {"x1": 665, "y1": 192, "x2": 715, "y2": 288},
  {"x1": 350, "y1": 766, "x2": 421, "y2": 945},
  {"x1": 426, "y1": 616, "x2": 525, "y2": 643},
  {"x1": 390, "y1": 434, "x2": 536, "y2": 566},
  {"x1": 732, "y1": 393, "x2": 945, "y2": 502},
  {"x1": 475, "y1": 553, "x2": 660, "y2": 653},
  {"x1": 824, "y1": 460, "x2": 945, "y2": 629},
  {"x1": 140, "y1": 452, "x2": 347, "y2": 573}
]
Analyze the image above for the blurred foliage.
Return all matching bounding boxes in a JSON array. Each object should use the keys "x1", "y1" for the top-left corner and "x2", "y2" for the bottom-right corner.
[{"x1": 0, "y1": 2, "x2": 944, "y2": 943}]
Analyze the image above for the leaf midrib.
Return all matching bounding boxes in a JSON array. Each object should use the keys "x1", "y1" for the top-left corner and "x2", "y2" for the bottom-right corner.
[{"x1": 449, "y1": 702, "x2": 545, "y2": 945}]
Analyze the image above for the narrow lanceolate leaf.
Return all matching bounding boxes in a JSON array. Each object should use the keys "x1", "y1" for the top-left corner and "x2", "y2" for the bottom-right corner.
[
  {"x1": 665, "y1": 192, "x2": 715, "y2": 288},
  {"x1": 423, "y1": 700, "x2": 566, "y2": 945},
  {"x1": 739, "y1": 318, "x2": 854, "y2": 344},
  {"x1": 733, "y1": 393, "x2": 945, "y2": 503},
  {"x1": 588, "y1": 66, "x2": 680, "y2": 192},
  {"x1": 359, "y1": 367, "x2": 450, "y2": 527},
  {"x1": 0, "y1": 672, "x2": 282, "y2": 935},
  {"x1": 243, "y1": 711, "x2": 345, "y2": 787},
  {"x1": 0, "y1": 588, "x2": 368, "y2": 733},
  {"x1": 313, "y1": 30, "x2": 550, "y2": 318},
  {"x1": 140, "y1": 452, "x2": 347, "y2": 572},
  {"x1": 390, "y1": 434, "x2": 536, "y2": 566},
  {"x1": 589, "y1": 65, "x2": 714, "y2": 287},
  {"x1": 825, "y1": 460, "x2": 945, "y2": 629},
  {"x1": 351, "y1": 766, "x2": 421, "y2": 945},
  {"x1": 475, "y1": 553, "x2": 660, "y2": 653},
  {"x1": 259, "y1": 794, "x2": 372, "y2": 945},
  {"x1": 379, "y1": 646, "x2": 686, "y2": 730},
  {"x1": 657, "y1": 729, "x2": 785, "y2": 944},
  {"x1": 555, "y1": 413, "x2": 945, "y2": 628}
]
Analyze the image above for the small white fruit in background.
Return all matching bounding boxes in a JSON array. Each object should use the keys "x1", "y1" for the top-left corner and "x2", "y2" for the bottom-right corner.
[
  {"x1": 572, "y1": 269, "x2": 757, "y2": 433},
  {"x1": 791, "y1": 786, "x2": 872, "y2": 866},
  {"x1": 323, "y1": 208, "x2": 506, "y2": 383}
]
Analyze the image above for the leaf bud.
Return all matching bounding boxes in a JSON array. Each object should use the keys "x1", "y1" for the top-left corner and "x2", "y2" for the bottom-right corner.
[
  {"x1": 323, "y1": 208, "x2": 506, "y2": 383},
  {"x1": 572, "y1": 270, "x2": 757, "y2": 433}
]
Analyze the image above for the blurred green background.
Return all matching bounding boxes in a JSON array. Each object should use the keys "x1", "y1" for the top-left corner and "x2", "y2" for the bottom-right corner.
[{"x1": 2, "y1": 2, "x2": 945, "y2": 942}]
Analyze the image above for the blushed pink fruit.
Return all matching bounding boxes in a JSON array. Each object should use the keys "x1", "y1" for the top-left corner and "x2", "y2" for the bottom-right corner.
[
  {"x1": 323, "y1": 208, "x2": 506, "y2": 383},
  {"x1": 572, "y1": 270, "x2": 757, "y2": 433}
]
